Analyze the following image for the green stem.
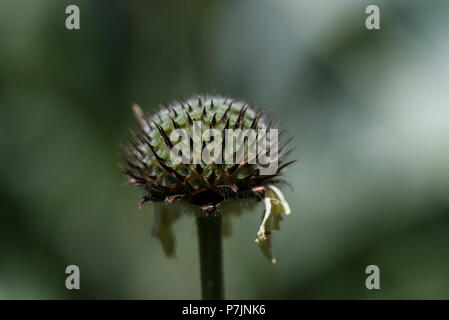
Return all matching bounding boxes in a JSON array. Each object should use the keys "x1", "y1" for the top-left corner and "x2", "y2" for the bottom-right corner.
[{"x1": 196, "y1": 215, "x2": 224, "y2": 300}]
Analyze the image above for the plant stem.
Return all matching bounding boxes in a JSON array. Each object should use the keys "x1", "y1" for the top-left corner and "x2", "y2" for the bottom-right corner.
[{"x1": 196, "y1": 215, "x2": 224, "y2": 300}]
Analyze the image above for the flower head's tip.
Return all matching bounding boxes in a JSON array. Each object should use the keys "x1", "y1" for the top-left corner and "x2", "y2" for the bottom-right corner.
[
  {"x1": 120, "y1": 178, "x2": 135, "y2": 187},
  {"x1": 138, "y1": 197, "x2": 147, "y2": 210},
  {"x1": 132, "y1": 103, "x2": 147, "y2": 129},
  {"x1": 132, "y1": 102, "x2": 142, "y2": 117}
]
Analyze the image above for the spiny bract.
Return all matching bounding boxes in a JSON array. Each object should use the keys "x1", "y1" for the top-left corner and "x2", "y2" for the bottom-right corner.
[{"x1": 120, "y1": 94, "x2": 295, "y2": 262}]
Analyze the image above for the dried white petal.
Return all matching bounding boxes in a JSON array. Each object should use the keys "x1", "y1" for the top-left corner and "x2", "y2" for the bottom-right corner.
[
  {"x1": 268, "y1": 184, "x2": 291, "y2": 215},
  {"x1": 255, "y1": 184, "x2": 291, "y2": 263}
]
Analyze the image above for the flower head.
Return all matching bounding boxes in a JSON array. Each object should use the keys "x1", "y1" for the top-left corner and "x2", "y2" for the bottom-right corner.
[{"x1": 120, "y1": 94, "x2": 295, "y2": 262}]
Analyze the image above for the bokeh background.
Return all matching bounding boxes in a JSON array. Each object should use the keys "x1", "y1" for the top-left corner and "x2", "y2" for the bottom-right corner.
[{"x1": 1, "y1": 0, "x2": 449, "y2": 299}]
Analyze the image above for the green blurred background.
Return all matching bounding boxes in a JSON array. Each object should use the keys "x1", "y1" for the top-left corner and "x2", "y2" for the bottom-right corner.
[{"x1": 1, "y1": 0, "x2": 449, "y2": 299}]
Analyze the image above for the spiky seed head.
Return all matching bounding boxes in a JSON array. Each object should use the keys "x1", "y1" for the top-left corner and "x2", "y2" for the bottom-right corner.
[{"x1": 120, "y1": 94, "x2": 295, "y2": 262}]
